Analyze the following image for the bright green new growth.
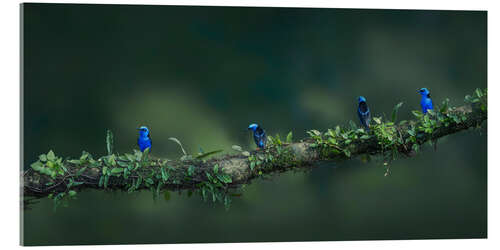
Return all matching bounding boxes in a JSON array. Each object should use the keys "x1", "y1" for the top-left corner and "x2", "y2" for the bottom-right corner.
[{"x1": 30, "y1": 150, "x2": 66, "y2": 179}]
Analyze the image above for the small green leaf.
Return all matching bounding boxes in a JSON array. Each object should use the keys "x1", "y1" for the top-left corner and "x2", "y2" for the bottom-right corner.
[
  {"x1": 102, "y1": 166, "x2": 108, "y2": 175},
  {"x1": 407, "y1": 129, "x2": 416, "y2": 137},
  {"x1": 39, "y1": 154, "x2": 47, "y2": 162},
  {"x1": 343, "y1": 150, "x2": 351, "y2": 157},
  {"x1": 412, "y1": 110, "x2": 423, "y2": 118},
  {"x1": 160, "y1": 168, "x2": 167, "y2": 181},
  {"x1": 217, "y1": 174, "x2": 232, "y2": 184},
  {"x1": 206, "y1": 172, "x2": 214, "y2": 182},
  {"x1": 250, "y1": 161, "x2": 255, "y2": 170},
  {"x1": 213, "y1": 164, "x2": 219, "y2": 174},
  {"x1": 187, "y1": 165, "x2": 194, "y2": 177},
  {"x1": 68, "y1": 190, "x2": 77, "y2": 197},
  {"x1": 335, "y1": 126, "x2": 341, "y2": 135},
  {"x1": 76, "y1": 167, "x2": 87, "y2": 176},
  {"x1": 136, "y1": 176, "x2": 142, "y2": 188},
  {"x1": 117, "y1": 160, "x2": 129, "y2": 167},
  {"x1": 424, "y1": 115, "x2": 431, "y2": 124},
  {"x1": 241, "y1": 151, "x2": 250, "y2": 157},
  {"x1": 47, "y1": 150, "x2": 56, "y2": 161},
  {"x1": 310, "y1": 130, "x2": 321, "y2": 136},
  {"x1": 391, "y1": 102, "x2": 404, "y2": 123},
  {"x1": 440, "y1": 98, "x2": 450, "y2": 113},
  {"x1": 168, "y1": 137, "x2": 187, "y2": 155},
  {"x1": 98, "y1": 176, "x2": 104, "y2": 187},
  {"x1": 231, "y1": 145, "x2": 243, "y2": 152},
  {"x1": 104, "y1": 175, "x2": 109, "y2": 188},
  {"x1": 108, "y1": 154, "x2": 117, "y2": 166},
  {"x1": 111, "y1": 168, "x2": 124, "y2": 174},
  {"x1": 106, "y1": 129, "x2": 114, "y2": 155},
  {"x1": 326, "y1": 129, "x2": 336, "y2": 137},
  {"x1": 80, "y1": 151, "x2": 90, "y2": 161},
  {"x1": 360, "y1": 135, "x2": 370, "y2": 140},
  {"x1": 124, "y1": 168, "x2": 129, "y2": 179},
  {"x1": 30, "y1": 161, "x2": 43, "y2": 171},
  {"x1": 125, "y1": 153, "x2": 135, "y2": 162},
  {"x1": 412, "y1": 144, "x2": 419, "y2": 152},
  {"x1": 68, "y1": 159, "x2": 80, "y2": 164},
  {"x1": 475, "y1": 88, "x2": 483, "y2": 98},
  {"x1": 286, "y1": 131, "x2": 293, "y2": 143},
  {"x1": 195, "y1": 149, "x2": 223, "y2": 159}
]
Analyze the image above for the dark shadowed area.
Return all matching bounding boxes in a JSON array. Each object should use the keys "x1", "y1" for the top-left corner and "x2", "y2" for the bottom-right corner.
[{"x1": 22, "y1": 3, "x2": 487, "y2": 245}]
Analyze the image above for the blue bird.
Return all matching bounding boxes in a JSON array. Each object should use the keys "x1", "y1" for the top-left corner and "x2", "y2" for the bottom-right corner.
[
  {"x1": 418, "y1": 88, "x2": 434, "y2": 114},
  {"x1": 357, "y1": 96, "x2": 371, "y2": 131},
  {"x1": 137, "y1": 126, "x2": 152, "y2": 152},
  {"x1": 248, "y1": 123, "x2": 266, "y2": 149}
]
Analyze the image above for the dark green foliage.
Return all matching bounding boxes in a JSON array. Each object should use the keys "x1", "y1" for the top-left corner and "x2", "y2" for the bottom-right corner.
[{"x1": 30, "y1": 150, "x2": 66, "y2": 178}]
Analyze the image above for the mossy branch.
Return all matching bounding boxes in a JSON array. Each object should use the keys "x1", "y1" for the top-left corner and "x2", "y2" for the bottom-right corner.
[{"x1": 22, "y1": 89, "x2": 487, "y2": 209}]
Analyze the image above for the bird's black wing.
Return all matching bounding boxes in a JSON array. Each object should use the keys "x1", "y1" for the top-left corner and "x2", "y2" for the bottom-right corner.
[
  {"x1": 254, "y1": 127, "x2": 267, "y2": 148},
  {"x1": 358, "y1": 102, "x2": 371, "y2": 128},
  {"x1": 358, "y1": 102, "x2": 369, "y2": 114}
]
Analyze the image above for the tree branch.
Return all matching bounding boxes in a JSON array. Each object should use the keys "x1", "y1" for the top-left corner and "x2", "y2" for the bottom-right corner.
[{"x1": 22, "y1": 91, "x2": 487, "y2": 208}]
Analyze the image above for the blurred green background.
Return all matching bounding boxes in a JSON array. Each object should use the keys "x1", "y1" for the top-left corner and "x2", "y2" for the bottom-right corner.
[{"x1": 22, "y1": 3, "x2": 487, "y2": 245}]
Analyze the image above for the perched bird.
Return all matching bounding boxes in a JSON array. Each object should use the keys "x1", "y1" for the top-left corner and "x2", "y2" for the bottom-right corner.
[
  {"x1": 137, "y1": 126, "x2": 152, "y2": 152},
  {"x1": 418, "y1": 88, "x2": 434, "y2": 114},
  {"x1": 248, "y1": 123, "x2": 266, "y2": 149},
  {"x1": 357, "y1": 96, "x2": 371, "y2": 131}
]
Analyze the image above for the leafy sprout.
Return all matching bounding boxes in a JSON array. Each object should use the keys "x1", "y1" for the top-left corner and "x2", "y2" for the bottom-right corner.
[
  {"x1": 168, "y1": 137, "x2": 187, "y2": 156},
  {"x1": 106, "y1": 129, "x2": 114, "y2": 155}
]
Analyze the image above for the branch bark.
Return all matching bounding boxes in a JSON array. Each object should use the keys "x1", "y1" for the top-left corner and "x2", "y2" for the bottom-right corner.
[{"x1": 22, "y1": 103, "x2": 486, "y2": 200}]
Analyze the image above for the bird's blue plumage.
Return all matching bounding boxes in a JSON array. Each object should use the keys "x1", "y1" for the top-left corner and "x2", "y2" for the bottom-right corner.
[
  {"x1": 418, "y1": 88, "x2": 434, "y2": 114},
  {"x1": 357, "y1": 96, "x2": 371, "y2": 131},
  {"x1": 137, "y1": 126, "x2": 152, "y2": 152},
  {"x1": 248, "y1": 123, "x2": 266, "y2": 149}
]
